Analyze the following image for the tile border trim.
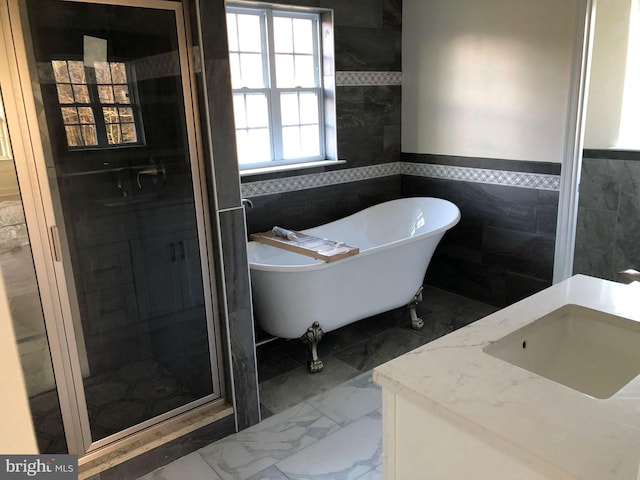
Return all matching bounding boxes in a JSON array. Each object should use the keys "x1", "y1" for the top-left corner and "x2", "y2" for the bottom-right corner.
[
  {"x1": 403, "y1": 162, "x2": 561, "y2": 191},
  {"x1": 240, "y1": 162, "x2": 561, "y2": 197},
  {"x1": 241, "y1": 163, "x2": 401, "y2": 197},
  {"x1": 335, "y1": 71, "x2": 402, "y2": 86}
]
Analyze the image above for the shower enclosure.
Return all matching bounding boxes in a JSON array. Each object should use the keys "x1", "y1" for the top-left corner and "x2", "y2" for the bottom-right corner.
[{"x1": 0, "y1": 0, "x2": 224, "y2": 457}]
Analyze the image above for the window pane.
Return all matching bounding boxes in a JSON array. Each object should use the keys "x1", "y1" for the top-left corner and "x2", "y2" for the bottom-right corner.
[
  {"x1": 280, "y1": 92, "x2": 299, "y2": 126},
  {"x1": 295, "y1": 55, "x2": 315, "y2": 87},
  {"x1": 239, "y1": 53, "x2": 264, "y2": 88},
  {"x1": 114, "y1": 86, "x2": 130, "y2": 104},
  {"x1": 247, "y1": 128, "x2": 271, "y2": 162},
  {"x1": 65, "y1": 125, "x2": 82, "y2": 146},
  {"x1": 232, "y1": 94, "x2": 247, "y2": 129},
  {"x1": 273, "y1": 17, "x2": 293, "y2": 53},
  {"x1": 61, "y1": 107, "x2": 79, "y2": 125},
  {"x1": 300, "y1": 125, "x2": 320, "y2": 156},
  {"x1": 106, "y1": 123, "x2": 121, "y2": 144},
  {"x1": 275, "y1": 54, "x2": 295, "y2": 88},
  {"x1": 68, "y1": 61, "x2": 86, "y2": 83},
  {"x1": 102, "y1": 107, "x2": 118, "y2": 124},
  {"x1": 73, "y1": 85, "x2": 90, "y2": 103},
  {"x1": 227, "y1": 8, "x2": 324, "y2": 167},
  {"x1": 81, "y1": 124, "x2": 97, "y2": 145},
  {"x1": 51, "y1": 61, "x2": 70, "y2": 83},
  {"x1": 245, "y1": 94, "x2": 269, "y2": 128},
  {"x1": 110, "y1": 62, "x2": 127, "y2": 84},
  {"x1": 98, "y1": 85, "x2": 114, "y2": 103},
  {"x1": 237, "y1": 13, "x2": 262, "y2": 52},
  {"x1": 229, "y1": 53, "x2": 242, "y2": 89},
  {"x1": 226, "y1": 14, "x2": 239, "y2": 51},
  {"x1": 236, "y1": 128, "x2": 271, "y2": 164},
  {"x1": 293, "y1": 18, "x2": 313, "y2": 54},
  {"x1": 56, "y1": 85, "x2": 74, "y2": 104},
  {"x1": 282, "y1": 126, "x2": 300, "y2": 159},
  {"x1": 283, "y1": 125, "x2": 319, "y2": 159},
  {"x1": 118, "y1": 107, "x2": 134, "y2": 123},
  {"x1": 121, "y1": 123, "x2": 137, "y2": 143},
  {"x1": 77, "y1": 107, "x2": 95, "y2": 124},
  {"x1": 299, "y1": 92, "x2": 318, "y2": 124},
  {"x1": 94, "y1": 62, "x2": 111, "y2": 84}
]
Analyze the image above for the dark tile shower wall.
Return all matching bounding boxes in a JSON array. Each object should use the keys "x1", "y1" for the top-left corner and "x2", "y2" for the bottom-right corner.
[
  {"x1": 574, "y1": 150, "x2": 640, "y2": 281},
  {"x1": 402, "y1": 154, "x2": 561, "y2": 308},
  {"x1": 242, "y1": 0, "x2": 403, "y2": 235}
]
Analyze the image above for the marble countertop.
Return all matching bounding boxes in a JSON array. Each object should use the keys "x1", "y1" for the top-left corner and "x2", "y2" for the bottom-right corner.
[{"x1": 373, "y1": 275, "x2": 640, "y2": 480}]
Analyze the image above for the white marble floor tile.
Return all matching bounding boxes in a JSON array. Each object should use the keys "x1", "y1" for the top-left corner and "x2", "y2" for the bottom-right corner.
[
  {"x1": 306, "y1": 371, "x2": 381, "y2": 425},
  {"x1": 274, "y1": 411, "x2": 382, "y2": 480},
  {"x1": 198, "y1": 402, "x2": 340, "y2": 480},
  {"x1": 136, "y1": 452, "x2": 223, "y2": 480},
  {"x1": 246, "y1": 465, "x2": 289, "y2": 479},
  {"x1": 353, "y1": 463, "x2": 383, "y2": 480},
  {"x1": 260, "y1": 356, "x2": 361, "y2": 414}
]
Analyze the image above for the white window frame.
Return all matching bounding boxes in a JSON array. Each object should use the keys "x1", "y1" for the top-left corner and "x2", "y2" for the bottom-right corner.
[{"x1": 227, "y1": 3, "x2": 330, "y2": 171}]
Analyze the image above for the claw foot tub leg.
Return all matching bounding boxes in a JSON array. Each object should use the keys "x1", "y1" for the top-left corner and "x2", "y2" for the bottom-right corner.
[
  {"x1": 407, "y1": 286, "x2": 424, "y2": 330},
  {"x1": 301, "y1": 321, "x2": 324, "y2": 373}
]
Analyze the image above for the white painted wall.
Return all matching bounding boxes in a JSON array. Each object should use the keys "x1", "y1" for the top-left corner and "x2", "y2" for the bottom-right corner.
[
  {"x1": 402, "y1": 0, "x2": 581, "y2": 163},
  {"x1": 618, "y1": 0, "x2": 640, "y2": 148},
  {"x1": 583, "y1": 0, "x2": 632, "y2": 148}
]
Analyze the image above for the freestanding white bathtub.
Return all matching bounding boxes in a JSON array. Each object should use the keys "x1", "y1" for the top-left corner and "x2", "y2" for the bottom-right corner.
[{"x1": 247, "y1": 197, "x2": 461, "y2": 372}]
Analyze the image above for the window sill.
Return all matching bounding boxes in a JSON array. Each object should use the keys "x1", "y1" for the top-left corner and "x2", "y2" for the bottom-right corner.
[{"x1": 239, "y1": 159, "x2": 345, "y2": 177}]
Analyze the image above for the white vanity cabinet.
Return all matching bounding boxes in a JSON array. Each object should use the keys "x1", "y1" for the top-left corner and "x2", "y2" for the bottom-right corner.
[
  {"x1": 374, "y1": 275, "x2": 640, "y2": 480},
  {"x1": 379, "y1": 389, "x2": 574, "y2": 480}
]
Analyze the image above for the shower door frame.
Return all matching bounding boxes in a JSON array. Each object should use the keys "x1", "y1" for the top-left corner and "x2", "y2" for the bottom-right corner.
[{"x1": 0, "y1": 0, "x2": 226, "y2": 458}]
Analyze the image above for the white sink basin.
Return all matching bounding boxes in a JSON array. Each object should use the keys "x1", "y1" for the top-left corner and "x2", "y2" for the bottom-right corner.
[{"x1": 483, "y1": 304, "x2": 640, "y2": 399}]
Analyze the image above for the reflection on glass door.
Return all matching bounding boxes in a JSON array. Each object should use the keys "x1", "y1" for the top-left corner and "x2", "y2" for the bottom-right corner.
[
  {"x1": 17, "y1": 0, "x2": 222, "y2": 450},
  {"x1": 0, "y1": 80, "x2": 67, "y2": 454}
]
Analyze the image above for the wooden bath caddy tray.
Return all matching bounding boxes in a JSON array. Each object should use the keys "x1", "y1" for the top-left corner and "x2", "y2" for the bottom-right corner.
[{"x1": 250, "y1": 230, "x2": 359, "y2": 262}]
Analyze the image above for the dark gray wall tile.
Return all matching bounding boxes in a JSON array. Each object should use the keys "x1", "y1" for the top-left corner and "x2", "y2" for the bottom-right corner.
[
  {"x1": 616, "y1": 190, "x2": 640, "y2": 240},
  {"x1": 503, "y1": 273, "x2": 551, "y2": 306},
  {"x1": 483, "y1": 226, "x2": 555, "y2": 279},
  {"x1": 402, "y1": 174, "x2": 556, "y2": 307},
  {"x1": 536, "y1": 204, "x2": 559, "y2": 235},
  {"x1": 279, "y1": 0, "x2": 385, "y2": 28},
  {"x1": 338, "y1": 126, "x2": 385, "y2": 166},
  {"x1": 575, "y1": 155, "x2": 640, "y2": 281},
  {"x1": 335, "y1": 26, "x2": 401, "y2": 71},
  {"x1": 219, "y1": 208, "x2": 260, "y2": 429},
  {"x1": 336, "y1": 87, "x2": 365, "y2": 128},
  {"x1": 579, "y1": 158, "x2": 621, "y2": 211},
  {"x1": 363, "y1": 86, "x2": 402, "y2": 126},
  {"x1": 614, "y1": 239, "x2": 640, "y2": 279},
  {"x1": 245, "y1": 177, "x2": 402, "y2": 234},
  {"x1": 383, "y1": 0, "x2": 402, "y2": 29},
  {"x1": 194, "y1": 0, "x2": 258, "y2": 433},
  {"x1": 332, "y1": 0, "x2": 384, "y2": 27},
  {"x1": 197, "y1": 0, "x2": 242, "y2": 210},
  {"x1": 403, "y1": 152, "x2": 562, "y2": 175},
  {"x1": 583, "y1": 150, "x2": 640, "y2": 160}
]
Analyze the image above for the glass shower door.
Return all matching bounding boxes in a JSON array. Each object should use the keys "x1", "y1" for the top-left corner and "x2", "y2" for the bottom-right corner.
[
  {"x1": 0, "y1": 80, "x2": 67, "y2": 454},
  {"x1": 15, "y1": 0, "x2": 222, "y2": 451}
]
